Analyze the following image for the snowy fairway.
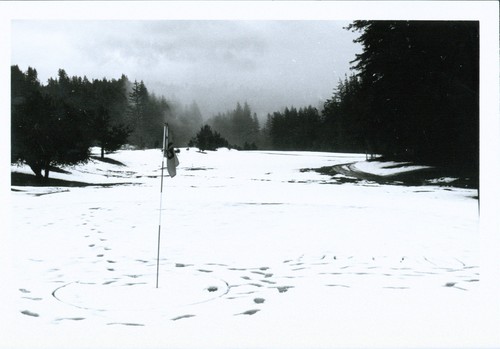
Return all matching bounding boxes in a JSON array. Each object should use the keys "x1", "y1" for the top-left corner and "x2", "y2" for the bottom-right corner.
[{"x1": 3, "y1": 149, "x2": 496, "y2": 348}]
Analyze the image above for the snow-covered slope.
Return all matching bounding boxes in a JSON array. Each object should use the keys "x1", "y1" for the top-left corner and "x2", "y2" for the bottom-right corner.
[{"x1": 3, "y1": 148, "x2": 496, "y2": 349}]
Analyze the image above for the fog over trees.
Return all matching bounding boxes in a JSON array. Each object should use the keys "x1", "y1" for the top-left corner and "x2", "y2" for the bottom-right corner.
[
  {"x1": 12, "y1": 21, "x2": 359, "y2": 120},
  {"x1": 11, "y1": 66, "x2": 202, "y2": 178},
  {"x1": 264, "y1": 20, "x2": 479, "y2": 172},
  {"x1": 208, "y1": 102, "x2": 260, "y2": 150},
  {"x1": 12, "y1": 20, "x2": 479, "y2": 178}
]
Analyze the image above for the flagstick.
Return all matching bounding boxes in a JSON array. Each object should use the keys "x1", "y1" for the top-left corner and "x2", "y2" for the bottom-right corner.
[{"x1": 156, "y1": 123, "x2": 168, "y2": 288}]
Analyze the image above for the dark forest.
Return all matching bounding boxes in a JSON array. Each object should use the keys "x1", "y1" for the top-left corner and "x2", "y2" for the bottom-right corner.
[{"x1": 12, "y1": 21, "x2": 479, "y2": 178}]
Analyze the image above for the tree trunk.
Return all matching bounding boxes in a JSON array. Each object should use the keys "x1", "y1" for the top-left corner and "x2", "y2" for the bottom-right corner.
[
  {"x1": 28, "y1": 161, "x2": 43, "y2": 178},
  {"x1": 44, "y1": 160, "x2": 50, "y2": 179},
  {"x1": 101, "y1": 146, "x2": 104, "y2": 159}
]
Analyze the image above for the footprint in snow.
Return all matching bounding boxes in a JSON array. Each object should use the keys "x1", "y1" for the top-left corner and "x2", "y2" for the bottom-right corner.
[
  {"x1": 124, "y1": 282, "x2": 147, "y2": 286},
  {"x1": 325, "y1": 284, "x2": 350, "y2": 288},
  {"x1": 175, "y1": 263, "x2": 192, "y2": 268},
  {"x1": 261, "y1": 279, "x2": 276, "y2": 285},
  {"x1": 56, "y1": 317, "x2": 85, "y2": 322},
  {"x1": 21, "y1": 310, "x2": 39, "y2": 317},
  {"x1": 236, "y1": 309, "x2": 260, "y2": 316},
  {"x1": 276, "y1": 286, "x2": 293, "y2": 293},
  {"x1": 22, "y1": 296, "x2": 43, "y2": 301},
  {"x1": 206, "y1": 263, "x2": 228, "y2": 267},
  {"x1": 443, "y1": 282, "x2": 467, "y2": 290},
  {"x1": 172, "y1": 314, "x2": 196, "y2": 321},
  {"x1": 251, "y1": 271, "x2": 273, "y2": 278}
]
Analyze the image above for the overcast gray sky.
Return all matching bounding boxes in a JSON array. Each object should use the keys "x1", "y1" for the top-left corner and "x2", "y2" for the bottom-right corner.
[{"x1": 12, "y1": 20, "x2": 361, "y2": 118}]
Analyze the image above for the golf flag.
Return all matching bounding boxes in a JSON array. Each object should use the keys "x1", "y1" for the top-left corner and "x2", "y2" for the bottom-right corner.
[{"x1": 164, "y1": 124, "x2": 179, "y2": 177}]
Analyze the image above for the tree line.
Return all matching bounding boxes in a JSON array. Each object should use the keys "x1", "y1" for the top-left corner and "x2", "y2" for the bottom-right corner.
[
  {"x1": 188, "y1": 101, "x2": 262, "y2": 151},
  {"x1": 208, "y1": 102, "x2": 261, "y2": 150},
  {"x1": 243, "y1": 21, "x2": 478, "y2": 172},
  {"x1": 195, "y1": 20, "x2": 478, "y2": 173},
  {"x1": 12, "y1": 66, "x2": 126, "y2": 178},
  {"x1": 11, "y1": 66, "x2": 203, "y2": 178},
  {"x1": 12, "y1": 20, "x2": 479, "y2": 177}
]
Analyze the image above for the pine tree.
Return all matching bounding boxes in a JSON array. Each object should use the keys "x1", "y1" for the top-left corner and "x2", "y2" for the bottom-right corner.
[
  {"x1": 190, "y1": 125, "x2": 229, "y2": 151},
  {"x1": 347, "y1": 21, "x2": 479, "y2": 169},
  {"x1": 321, "y1": 74, "x2": 368, "y2": 153},
  {"x1": 207, "y1": 102, "x2": 260, "y2": 148},
  {"x1": 127, "y1": 80, "x2": 149, "y2": 148},
  {"x1": 11, "y1": 66, "x2": 92, "y2": 178}
]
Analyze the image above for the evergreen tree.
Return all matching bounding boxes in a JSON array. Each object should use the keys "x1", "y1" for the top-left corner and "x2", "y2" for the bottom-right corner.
[
  {"x1": 211, "y1": 111, "x2": 233, "y2": 143},
  {"x1": 11, "y1": 66, "x2": 92, "y2": 178},
  {"x1": 265, "y1": 105, "x2": 320, "y2": 151},
  {"x1": 321, "y1": 74, "x2": 368, "y2": 153},
  {"x1": 207, "y1": 101, "x2": 260, "y2": 148},
  {"x1": 127, "y1": 80, "x2": 150, "y2": 148},
  {"x1": 89, "y1": 75, "x2": 131, "y2": 157},
  {"x1": 46, "y1": 71, "x2": 131, "y2": 158},
  {"x1": 125, "y1": 80, "x2": 170, "y2": 149},
  {"x1": 171, "y1": 101, "x2": 204, "y2": 146},
  {"x1": 189, "y1": 125, "x2": 229, "y2": 151},
  {"x1": 347, "y1": 21, "x2": 479, "y2": 169},
  {"x1": 92, "y1": 106, "x2": 131, "y2": 158},
  {"x1": 142, "y1": 93, "x2": 169, "y2": 148},
  {"x1": 259, "y1": 114, "x2": 273, "y2": 149}
]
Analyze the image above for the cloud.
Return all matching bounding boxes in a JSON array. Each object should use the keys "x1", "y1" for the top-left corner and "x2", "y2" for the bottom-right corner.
[{"x1": 11, "y1": 20, "x2": 361, "y2": 117}]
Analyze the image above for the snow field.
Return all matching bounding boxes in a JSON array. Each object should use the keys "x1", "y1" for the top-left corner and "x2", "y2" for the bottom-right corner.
[{"x1": 3, "y1": 148, "x2": 495, "y2": 348}]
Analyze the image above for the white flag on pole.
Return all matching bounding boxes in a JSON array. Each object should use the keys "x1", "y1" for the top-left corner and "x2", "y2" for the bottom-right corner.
[{"x1": 164, "y1": 125, "x2": 179, "y2": 177}]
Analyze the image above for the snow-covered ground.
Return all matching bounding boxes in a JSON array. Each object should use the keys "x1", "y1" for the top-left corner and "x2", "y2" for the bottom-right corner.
[
  {"x1": 350, "y1": 160, "x2": 432, "y2": 176},
  {"x1": 2, "y1": 148, "x2": 498, "y2": 348}
]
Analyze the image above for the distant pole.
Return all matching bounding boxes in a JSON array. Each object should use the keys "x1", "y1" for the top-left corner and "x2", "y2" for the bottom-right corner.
[{"x1": 156, "y1": 123, "x2": 168, "y2": 288}]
